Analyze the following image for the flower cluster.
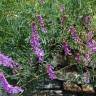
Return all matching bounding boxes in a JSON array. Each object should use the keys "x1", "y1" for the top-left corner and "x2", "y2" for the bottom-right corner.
[
  {"x1": 30, "y1": 22, "x2": 44, "y2": 63},
  {"x1": 0, "y1": 52, "x2": 20, "y2": 69},
  {"x1": 69, "y1": 26, "x2": 81, "y2": 43},
  {"x1": 37, "y1": 15, "x2": 47, "y2": 33},
  {"x1": 83, "y1": 32, "x2": 94, "y2": 64},
  {"x1": 87, "y1": 39, "x2": 96, "y2": 52},
  {"x1": 63, "y1": 41, "x2": 71, "y2": 55},
  {"x1": 87, "y1": 32, "x2": 96, "y2": 53},
  {"x1": 0, "y1": 72, "x2": 23, "y2": 94},
  {"x1": 47, "y1": 64, "x2": 56, "y2": 80}
]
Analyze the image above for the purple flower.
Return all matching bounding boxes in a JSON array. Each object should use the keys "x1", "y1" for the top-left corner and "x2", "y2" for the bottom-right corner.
[
  {"x1": 30, "y1": 22, "x2": 44, "y2": 63},
  {"x1": 63, "y1": 41, "x2": 71, "y2": 55},
  {"x1": 87, "y1": 39, "x2": 96, "y2": 52},
  {"x1": 0, "y1": 52, "x2": 20, "y2": 69},
  {"x1": 34, "y1": 48, "x2": 44, "y2": 63},
  {"x1": 75, "y1": 53, "x2": 80, "y2": 62},
  {"x1": 47, "y1": 64, "x2": 56, "y2": 80},
  {"x1": 30, "y1": 22, "x2": 40, "y2": 49},
  {"x1": 37, "y1": 15, "x2": 47, "y2": 33},
  {"x1": 0, "y1": 72, "x2": 24, "y2": 94},
  {"x1": 69, "y1": 26, "x2": 81, "y2": 43}
]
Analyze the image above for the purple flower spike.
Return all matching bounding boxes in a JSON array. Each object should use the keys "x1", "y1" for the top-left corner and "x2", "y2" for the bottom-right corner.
[
  {"x1": 87, "y1": 39, "x2": 96, "y2": 52},
  {"x1": 0, "y1": 52, "x2": 20, "y2": 69},
  {"x1": 69, "y1": 26, "x2": 81, "y2": 43},
  {"x1": 0, "y1": 72, "x2": 24, "y2": 94},
  {"x1": 37, "y1": 15, "x2": 47, "y2": 33},
  {"x1": 34, "y1": 48, "x2": 44, "y2": 63},
  {"x1": 63, "y1": 41, "x2": 71, "y2": 55},
  {"x1": 47, "y1": 64, "x2": 56, "y2": 80},
  {"x1": 30, "y1": 22, "x2": 44, "y2": 63},
  {"x1": 30, "y1": 22, "x2": 40, "y2": 49}
]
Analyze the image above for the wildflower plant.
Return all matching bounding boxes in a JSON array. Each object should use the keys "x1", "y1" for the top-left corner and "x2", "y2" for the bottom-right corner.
[{"x1": 0, "y1": 0, "x2": 96, "y2": 96}]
